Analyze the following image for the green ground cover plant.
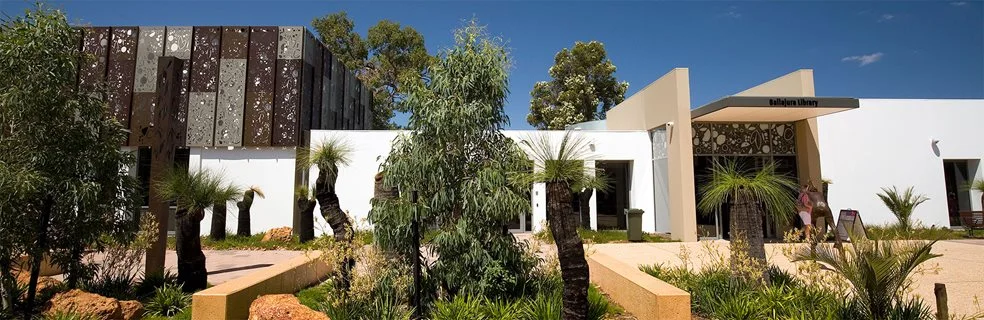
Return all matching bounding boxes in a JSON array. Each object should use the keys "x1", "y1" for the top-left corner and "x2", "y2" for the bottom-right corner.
[{"x1": 534, "y1": 227, "x2": 675, "y2": 244}]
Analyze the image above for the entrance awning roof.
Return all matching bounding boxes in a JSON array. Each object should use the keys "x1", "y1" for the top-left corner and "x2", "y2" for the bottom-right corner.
[{"x1": 691, "y1": 96, "x2": 859, "y2": 122}]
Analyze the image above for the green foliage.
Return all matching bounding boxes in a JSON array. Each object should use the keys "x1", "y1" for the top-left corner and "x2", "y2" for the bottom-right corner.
[
  {"x1": 431, "y1": 294, "x2": 486, "y2": 320},
  {"x1": 300, "y1": 136, "x2": 353, "y2": 178},
  {"x1": 155, "y1": 169, "x2": 241, "y2": 213},
  {"x1": 867, "y1": 224, "x2": 960, "y2": 240},
  {"x1": 312, "y1": 11, "x2": 434, "y2": 128},
  {"x1": 427, "y1": 285, "x2": 616, "y2": 320},
  {"x1": 697, "y1": 160, "x2": 798, "y2": 225},
  {"x1": 82, "y1": 272, "x2": 135, "y2": 301},
  {"x1": 145, "y1": 283, "x2": 192, "y2": 317},
  {"x1": 876, "y1": 186, "x2": 930, "y2": 232},
  {"x1": 533, "y1": 227, "x2": 674, "y2": 244},
  {"x1": 511, "y1": 132, "x2": 611, "y2": 192},
  {"x1": 44, "y1": 311, "x2": 100, "y2": 320},
  {"x1": 527, "y1": 41, "x2": 629, "y2": 130},
  {"x1": 135, "y1": 271, "x2": 179, "y2": 300},
  {"x1": 370, "y1": 20, "x2": 539, "y2": 300},
  {"x1": 793, "y1": 239, "x2": 940, "y2": 319},
  {"x1": 0, "y1": 3, "x2": 141, "y2": 306}
]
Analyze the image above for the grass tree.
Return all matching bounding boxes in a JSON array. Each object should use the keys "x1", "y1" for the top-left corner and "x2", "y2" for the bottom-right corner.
[
  {"x1": 155, "y1": 169, "x2": 240, "y2": 292},
  {"x1": 877, "y1": 186, "x2": 929, "y2": 232},
  {"x1": 302, "y1": 137, "x2": 354, "y2": 243},
  {"x1": 513, "y1": 131, "x2": 610, "y2": 320},
  {"x1": 794, "y1": 239, "x2": 940, "y2": 318},
  {"x1": 235, "y1": 186, "x2": 265, "y2": 237},
  {"x1": 697, "y1": 160, "x2": 797, "y2": 282},
  {"x1": 295, "y1": 186, "x2": 317, "y2": 243}
]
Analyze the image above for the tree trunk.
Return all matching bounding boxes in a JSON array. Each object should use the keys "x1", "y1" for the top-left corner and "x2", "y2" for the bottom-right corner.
[
  {"x1": 175, "y1": 207, "x2": 207, "y2": 292},
  {"x1": 236, "y1": 190, "x2": 254, "y2": 237},
  {"x1": 297, "y1": 198, "x2": 316, "y2": 243},
  {"x1": 315, "y1": 166, "x2": 351, "y2": 242},
  {"x1": 24, "y1": 197, "x2": 53, "y2": 318},
  {"x1": 209, "y1": 203, "x2": 226, "y2": 241},
  {"x1": 579, "y1": 189, "x2": 593, "y2": 229},
  {"x1": 729, "y1": 190, "x2": 768, "y2": 282},
  {"x1": 546, "y1": 181, "x2": 588, "y2": 320}
]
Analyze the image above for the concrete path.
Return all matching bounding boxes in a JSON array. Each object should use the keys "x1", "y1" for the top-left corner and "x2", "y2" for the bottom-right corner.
[
  {"x1": 162, "y1": 250, "x2": 304, "y2": 285},
  {"x1": 590, "y1": 240, "x2": 984, "y2": 318}
]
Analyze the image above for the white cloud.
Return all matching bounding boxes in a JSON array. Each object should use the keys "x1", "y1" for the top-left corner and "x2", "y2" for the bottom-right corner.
[
  {"x1": 842, "y1": 52, "x2": 885, "y2": 66},
  {"x1": 719, "y1": 5, "x2": 741, "y2": 18},
  {"x1": 951, "y1": 1, "x2": 967, "y2": 6},
  {"x1": 878, "y1": 14, "x2": 895, "y2": 22}
]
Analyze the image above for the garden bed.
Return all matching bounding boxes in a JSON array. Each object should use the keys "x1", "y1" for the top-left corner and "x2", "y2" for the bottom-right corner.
[{"x1": 534, "y1": 228, "x2": 676, "y2": 244}]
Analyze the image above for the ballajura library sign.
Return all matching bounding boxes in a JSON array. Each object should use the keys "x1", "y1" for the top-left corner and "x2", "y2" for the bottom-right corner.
[{"x1": 769, "y1": 98, "x2": 819, "y2": 107}]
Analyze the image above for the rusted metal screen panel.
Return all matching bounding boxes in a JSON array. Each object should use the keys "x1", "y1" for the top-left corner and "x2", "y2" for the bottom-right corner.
[
  {"x1": 107, "y1": 27, "x2": 137, "y2": 143},
  {"x1": 273, "y1": 26, "x2": 303, "y2": 146},
  {"x1": 186, "y1": 27, "x2": 221, "y2": 147},
  {"x1": 130, "y1": 27, "x2": 166, "y2": 146},
  {"x1": 214, "y1": 26, "x2": 249, "y2": 147},
  {"x1": 79, "y1": 27, "x2": 110, "y2": 92},
  {"x1": 243, "y1": 26, "x2": 277, "y2": 146},
  {"x1": 163, "y1": 26, "x2": 192, "y2": 147}
]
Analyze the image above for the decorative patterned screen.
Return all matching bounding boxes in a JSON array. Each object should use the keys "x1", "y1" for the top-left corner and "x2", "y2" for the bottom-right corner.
[{"x1": 691, "y1": 123, "x2": 796, "y2": 156}]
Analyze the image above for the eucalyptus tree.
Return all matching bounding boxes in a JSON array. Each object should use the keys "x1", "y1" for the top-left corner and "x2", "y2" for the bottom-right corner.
[
  {"x1": 155, "y1": 169, "x2": 240, "y2": 292},
  {"x1": 370, "y1": 21, "x2": 538, "y2": 300},
  {"x1": 0, "y1": 5, "x2": 140, "y2": 313},
  {"x1": 697, "y1": 160, "x2": 797, "y2": 282},
  {"x1": 513, "y1": 132, "x2": 610, "y2": 320}
]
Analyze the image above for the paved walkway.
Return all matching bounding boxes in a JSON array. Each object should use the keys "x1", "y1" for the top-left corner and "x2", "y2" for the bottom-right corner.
[
  {"x1": 590, "y1": 240, "x2": 984, "y2": 317},
  {"x1": 161, "y1": 250, "x2": 305, "y2": 285}
]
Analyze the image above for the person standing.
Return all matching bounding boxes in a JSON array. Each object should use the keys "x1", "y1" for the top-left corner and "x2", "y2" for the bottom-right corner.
[{"x1": 797, "y1": 184, "x2": 814, "y2": 240}]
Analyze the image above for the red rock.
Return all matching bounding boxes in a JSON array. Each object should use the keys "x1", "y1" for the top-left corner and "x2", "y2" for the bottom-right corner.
[
  {"x1": 46, "y1": 289, "x2": 123, "y2": 320},
  {"x1": 261, "y1": 227, "x2": 293, "y2": 242},
  {"x1": 248, "y1": 294, "x2": 329, "y2": 320},
  {"x1": 119, "y1": 300, "x2": 144, "y2": 320}
]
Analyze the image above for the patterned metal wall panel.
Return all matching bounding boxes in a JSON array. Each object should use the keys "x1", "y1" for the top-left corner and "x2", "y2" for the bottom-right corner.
[
  {"x1": 320, "y1": 48, "x2": 332, "y2": 129},
  {"x1": 186, "y1": 27, "x2": 221, "y2": 146},
  {"x1": 298, "y1": 31, "x2": 316, "y2": 137},
  {"x1": 215, "y1": 59, "x2": 247, "y2": 146},
  {"x1": 164, "y1": 27, "x2": 192, "y2": 146},
  {"x1": 771, "y1": 123, "x2": 796, "y2": 155},
  {"x1": 652, "y1": 128, "x2": 668, "y2": 160},
  {"x1": 244, "y1": 27, "x2": 277, "y2": 146},
  {"x1": 277, "y1": 27, "x2": 303, "y2": 60},
  {"x1": 129, "y1": 27, "x2": 166, "y2": 146},
  {"x1": 330, "y1": 58, "x2": 344, "y2": 130},
  {"x1": 134, "y1": 27, "x2": 165, "y2": 93},
  {"x1": 190, "y1": 27, "x2": 221, "y2": 93},
  {"x1": 692, "y1": 123, "x2": 797, "y2": 156},
  {"x1": 213, "y1": 26, "x2": 249, "y2": 147},
  {"x1": 79, "y1": 27, "x2": 110, "y2": 92},
  {"x1": 273, "y1": 59, "x2": 301, "y2": 146},
  {"x1": 107, "y1": 27, "x2": 137, "y2": 135},
  {"x1": 187, "y1": 92, "x2": 217, "y2": 146},
  {"x1": 310, "y1": 38, "x2": 323, "y2": 131}
]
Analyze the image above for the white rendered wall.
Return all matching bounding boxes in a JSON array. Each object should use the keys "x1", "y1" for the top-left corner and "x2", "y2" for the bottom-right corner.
[
  {"x1": 191, "y1": 147, "x2": 298, "y2": 236},
  {"x1": 817, "y1": 99, "x2": 984, "y2": 228},
  {"x1": 310, "y1": 130, "x2": 659, "y2": 233}
]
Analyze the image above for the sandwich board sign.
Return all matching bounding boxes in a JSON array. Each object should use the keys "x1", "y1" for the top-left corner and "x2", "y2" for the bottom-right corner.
[{"x1": 836, "y1": 209, "x2": 867, "y2": 242}]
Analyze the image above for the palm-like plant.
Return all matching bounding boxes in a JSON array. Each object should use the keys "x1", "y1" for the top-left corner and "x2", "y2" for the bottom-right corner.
[
  {"x1": 876, "y1": 186, "x2": 929, "y2": 232},
  {"x1": 697, "y1": 160, "x2": 797, "y2": 282},
  {"x1": 155, "y1": 168, "x2": 240, "y2": 292},
  {"x1": 513, "y1": 132, "x2": 610, "y2": 320},
  {"x1": 300, "y1": 136, "x2": 354, "y2": 243},
  {"x1": 793, "y1": 239, "x2": 940, "y2": 319},
  {"x1": 235, "y1": 186, "x2": 265, "y2": 237}
]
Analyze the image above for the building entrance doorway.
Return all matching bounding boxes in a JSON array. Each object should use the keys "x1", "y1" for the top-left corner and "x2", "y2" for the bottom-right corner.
[
  {"x1": 596, "y1": 161, "x2": 631, "y2": 230},
  {"x1": 693, "y1": 155, "x2": 797, "y2": 240},
  {"x1": 943, "y1": 159, "x2": 975, "y2": 227}
]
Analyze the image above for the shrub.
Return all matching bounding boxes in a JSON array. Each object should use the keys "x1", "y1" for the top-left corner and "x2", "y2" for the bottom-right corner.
[
  {"x1": 83, "y1": 272, "x2": 135, "y2": 300},
  {"x1": 135, "y1": 271, "x2": 179, "y2": 300},
  {"x1": 44, "y1": 311, "x2": 100, "y2": 320},
  {"x1": 430, "y1": 295, "x2": 485, "y2": 320},
  {"x1": 145, "y1": 283, "x2": 191, "y2": 317},
  {"x1": 876, "y1": 186, "x2": 929, "y2": 232}
]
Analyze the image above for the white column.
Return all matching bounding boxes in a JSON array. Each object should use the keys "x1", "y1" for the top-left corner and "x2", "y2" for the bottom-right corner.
[
  {"x1": 585, "y1": 160, "x2": 598, "y2": 230},
  {"x1": 532, "y1": 183, "x2": 547, "y2": 232}
]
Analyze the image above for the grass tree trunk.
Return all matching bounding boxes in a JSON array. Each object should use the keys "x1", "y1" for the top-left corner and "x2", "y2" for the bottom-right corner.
[
  {"x1": 175, "y1": 207, "x2": 207, "y2": 292},
  {"x1": 209, "y1": 203, "x2": 226, "y2": 241},
  {"x1": 546, "y1": 181, "x2": 589, "y2": 320},
  {"x1": 579, "y1": 189, "x2": 593, "y2": 229},
  {"x1": 316, "y1": 167, "x2": 351, "y2": 242},
  {"x1": 729, "y1": 190, "x2": 768, "y2": 282},
  {"x1": 297, "y1": 198, "x2": 316, "y2": 243},
  {"x1": 236, "y1": 190, "x2": 254, "y2": 237}
]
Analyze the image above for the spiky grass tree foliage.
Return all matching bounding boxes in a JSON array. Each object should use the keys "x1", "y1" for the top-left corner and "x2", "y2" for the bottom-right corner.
[
  {"x1": 697, "y1": 160, "x2": 797, "y2": 283},
  {"x1": 794, "y1": 239, "x2": 940, "y2": 319},
  {"x1": 0, "y1": 5, "x2": 141, "y2": 313},
  {"x1": 876, "y1": 186, "x2": 929, "y2": 233},
  {"x1": 512, "y1": 131, "x2": 610, "y2": 320},
  {"x1": 235, "y1": 186, "x2": 265, "y2": 237},
  {"x1": 301, "y1": 136, "x2": 354, "y2": 243},
  {"x1": 370, "y1": 20, "x2": 539, "y2": 302},
  {"x1": 155, "y1": 169, "x2": 239, "y2": 292}
]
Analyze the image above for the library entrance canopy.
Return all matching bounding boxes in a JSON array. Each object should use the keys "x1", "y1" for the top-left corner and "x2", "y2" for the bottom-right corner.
[{"x1": 691, "y1": 96, "x2": 859, "y2": 122}]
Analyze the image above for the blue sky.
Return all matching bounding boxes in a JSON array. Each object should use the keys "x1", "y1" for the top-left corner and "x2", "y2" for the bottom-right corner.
[{"x1": 2, "y1": 1, "x2": 981, "y2": 129}]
